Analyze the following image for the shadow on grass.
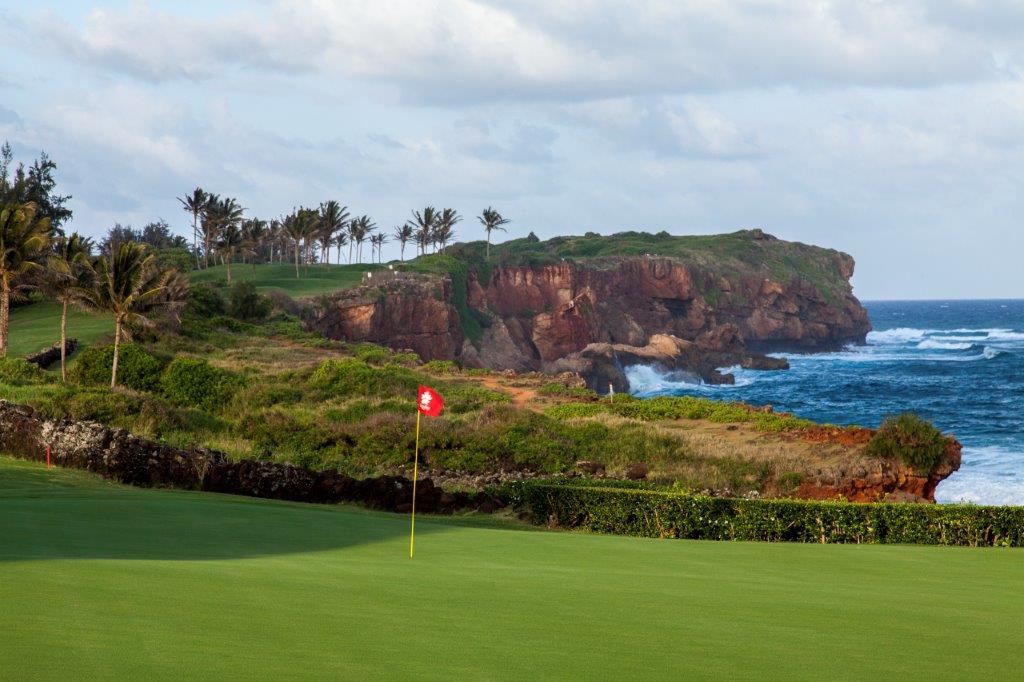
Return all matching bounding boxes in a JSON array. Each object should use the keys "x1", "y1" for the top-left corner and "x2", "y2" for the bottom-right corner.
[{"x1": 0, "y1": 458, "x2": 511, "y2": 563}]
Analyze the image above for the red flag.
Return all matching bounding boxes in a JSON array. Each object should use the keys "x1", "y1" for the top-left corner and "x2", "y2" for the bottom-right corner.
[{"x1": 417, "y1": 385, "x2": 444, "y2": 417}]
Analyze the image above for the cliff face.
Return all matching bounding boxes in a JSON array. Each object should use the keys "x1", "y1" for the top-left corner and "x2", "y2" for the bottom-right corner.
[
  {"x1": 310, "y1": 274, "x2": 464, "y2": 361},
  {"x1": 308, "y1": 231, "x2": 871, "y2": 377}
]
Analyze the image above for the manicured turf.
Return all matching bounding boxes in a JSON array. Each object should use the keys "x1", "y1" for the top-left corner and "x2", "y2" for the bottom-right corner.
[
  {"x1": 5, "y1": 301, "x2": 113, "y2": 359},
  {"x1": 188, "y1": 262, "x2": 380, "y2": 298},
  {"x1": 1, "y1": 456, "x2": 1022, "y2": 680}
]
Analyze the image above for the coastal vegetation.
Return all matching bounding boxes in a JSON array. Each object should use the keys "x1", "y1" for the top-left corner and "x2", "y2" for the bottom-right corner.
[{"x1": 509, "y1": 480, "x2": 1023, "y2": 546}]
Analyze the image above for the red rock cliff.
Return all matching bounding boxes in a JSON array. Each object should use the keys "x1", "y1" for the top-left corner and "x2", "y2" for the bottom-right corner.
[{"x1": 308, "y1": 234, "x2": 870, "y2": 372}]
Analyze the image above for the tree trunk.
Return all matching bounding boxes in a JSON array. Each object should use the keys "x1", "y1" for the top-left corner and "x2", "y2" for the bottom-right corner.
[
  {"x1": 60, "y1": 298, "x2": 68, "y2": 382},
  {"x1": 294, "y1": 242, "x2": 300, "y2": 279},
  {"x1": 486, "y1": 234, "x2": 491, "y2": 260},
  {"x1": 204, "y1": 234, "x2": 210, "y2": 269},
  {"x1": 226, "y1": 256, "x2": 233, "y2": 284},
  {"x1": 0, "y1": 277, "x2": 9, "y2": 358},
  {"x1": 111, "y1": 318, "x2": 123, "y2": 389},
  {"x1": 193, "y1": 214, "x2": 201, "y2": 269}
]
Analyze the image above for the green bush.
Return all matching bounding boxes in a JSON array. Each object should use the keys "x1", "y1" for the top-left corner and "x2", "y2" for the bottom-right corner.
[
  {"x1": 70, "y1": 344, "x2": 166, "y2": 392},
  {"x1": 227, "y1": 281, "x2": 272, "y2": 322},
  {"x1": 544, "y1": 403, "x2": 604, "y2": 420},
  {"x1": 504, "y1": 481, "x2": 1024, "y2": 547},
  {"x1": 423, "y1": 359, "x2": 459, "y2": 374},
  {"x1": 308, "y1": 359, "x2": 420, "y2": 399},
  {"x1": 353, "y1": 343, "x2": 391, "y2": 365},
  {"x1": 538, "y1": 383, "x2": 598, "y2": 400},
  {"x1": 160, "y1": 358, "x2": 242, "y2": 412},
  {"x1": 0, "y1": 358, "x2": 50, "y2": 385},
  {"x1": 867, "y1": 413, "x2": 948, "y2": 470}
]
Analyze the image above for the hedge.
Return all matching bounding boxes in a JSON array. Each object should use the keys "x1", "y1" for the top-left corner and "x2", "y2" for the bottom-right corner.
[{"x1": 503, "y1": 481, "x2": 1024, "y2": 547}]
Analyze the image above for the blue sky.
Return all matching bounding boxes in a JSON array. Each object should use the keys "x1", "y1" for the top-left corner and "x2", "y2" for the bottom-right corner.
[{"x1": 1, "y1": 1, "x2": 1022, "y2": 299}]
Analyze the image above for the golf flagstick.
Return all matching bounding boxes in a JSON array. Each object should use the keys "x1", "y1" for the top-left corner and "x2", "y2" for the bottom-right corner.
[
  {"x1": 410, "y1": 385, "x2": 444, "y2": 558},
  {"x1": 410, "y1": 410, "x2": 421, "y2": 558}
]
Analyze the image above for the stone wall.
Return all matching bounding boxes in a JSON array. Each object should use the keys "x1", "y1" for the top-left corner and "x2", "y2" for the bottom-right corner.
[{"x1": 0, "y1": 400, "x2": 502, "y2": 514}]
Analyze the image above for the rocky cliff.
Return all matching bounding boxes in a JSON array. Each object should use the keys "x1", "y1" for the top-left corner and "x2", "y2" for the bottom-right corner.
[{"x1": 308, "y1": 230, "x2": 871, "y2": 388}]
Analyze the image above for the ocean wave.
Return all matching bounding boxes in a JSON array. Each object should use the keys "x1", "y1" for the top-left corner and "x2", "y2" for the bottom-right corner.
[
  {"x1": 868, "y1": 327, "x2": 1024, "y2": 346},
  {"x1": 866, "y1": 327, "x2": 929, "y2": 343},
  {"x1": 624, "y1": 364, "x2": 755, "y2": 395},
  {"x1": 916, "y1": 339, "x2": 974, "y2": 350}
]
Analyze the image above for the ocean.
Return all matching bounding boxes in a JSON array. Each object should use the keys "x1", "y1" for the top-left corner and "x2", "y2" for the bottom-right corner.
[{"x1": 625, "y1": 299, "x2": 1024, "y2": 505}]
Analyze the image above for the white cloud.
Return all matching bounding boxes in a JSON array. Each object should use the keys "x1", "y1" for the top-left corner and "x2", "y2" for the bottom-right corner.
[{"x1": 15, "y1": 1, "x2": 1020, "y2": 103}]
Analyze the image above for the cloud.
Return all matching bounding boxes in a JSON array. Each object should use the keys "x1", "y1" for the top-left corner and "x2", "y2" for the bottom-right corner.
[{"x1": 15, "y1": 1, "x2": 1021, "y2": 104}]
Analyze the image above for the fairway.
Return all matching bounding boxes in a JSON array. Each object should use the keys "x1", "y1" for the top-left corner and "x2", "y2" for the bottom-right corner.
[
  {"x1": 5, "y1": 301, "x2": 113, "y2": 359},
  {"x1": 1, "y1": 457, "x2": 1022, "y2": 680},
  {"x1": 188, "y1": 263, "x2": 379, "y2": 298}
]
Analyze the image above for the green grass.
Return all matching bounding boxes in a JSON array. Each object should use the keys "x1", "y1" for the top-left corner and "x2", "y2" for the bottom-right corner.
[
  {"x1": 188, "y1": 263, "x2": 379, "y2": 298},
  {"x1": 2, "y1": 457, "x2": 1022, "y2": 679},
  {"x1": 6, "y1": 301, "x2": 113, "y2": 359}
]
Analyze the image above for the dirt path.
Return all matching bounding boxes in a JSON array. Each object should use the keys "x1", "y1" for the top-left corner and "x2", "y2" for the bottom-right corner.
[{"x1": 477, "y1": 375, "x2": 538, "y2": 409}]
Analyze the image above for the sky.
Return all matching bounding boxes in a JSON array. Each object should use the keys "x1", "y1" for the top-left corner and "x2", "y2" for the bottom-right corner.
[{"x1": 0, "y1": 1, "x2": 1021, "y2": 300}]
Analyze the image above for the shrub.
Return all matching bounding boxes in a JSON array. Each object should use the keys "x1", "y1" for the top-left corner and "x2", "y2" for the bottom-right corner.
[
  {"x1": 227, "y1": 281, "x2": 272, "y2": 321},
  {"x1": 392, "y1": 352, "x2": 421, "y2": 366},
  {"x1": 353, "y1": 343, "x2": 391, "y2": 365},
  {"x1": 0, "y1": 358, "x2": 50, "y2": 385},
  {"x1": 308, "y1": 359, "x2": 420, "y2": 398},
  {"x1": 160, "y1": 358, "x2": 242, "y2": 412},
  {"x1": 867, "y1": 413, "x2": 948, "y2": 470},
  {"x1": 70, "y1": 344, "x2": 166, "y2": 392},
  {"x1": 423, "y1": 359, "x2": 459, "y2": 374},
  {"x1": 33, "y1": 388, "x2": 143, "y2": 424},
  {"x1": 544, "y1": 403, "x2": 604, "y2": 420},
  {"x1": 538, "y1": 383, "x2": 598, "y2": 400},
  {"x1": 504, "y1": 481, "x2": 1024, "y2": 547}
]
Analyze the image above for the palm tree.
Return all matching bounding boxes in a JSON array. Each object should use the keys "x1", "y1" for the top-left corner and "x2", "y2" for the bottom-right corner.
[
  {"x1": 393, "y1": 223, "x2": 414, "y2": 261},
  {"x1": 434, "y1": 208, "x2": 460, "y2": 252},
  {"x1": 0, "y1": 202, "x2": 50, "y2": 357},
  {"x1": 334, "y1": 230, "x2": 349, "y2": 265},
  {"x1": 85, "y1": 242, "x2": 178, "y2": 388},
  {"x1": 478, "y1": 207, "x2": 510, "y2": 260},
  {"x1": 217, "y1": 222, "x2": 246, "y2": 284},
  {"x1": 202, "y1": 195, "x2": 243, "y2": 268},
  {"x1": 350, "y1": 215, "x2": 375, "y2": 264},
  {"x1": 318, "y1": 201, "x2": 349, "y2": 266},
  {"x1": 282, "y1": 208, "x2": 317, "y2": 278},
  {"x1": 177, "y1": 187, "x2": 207, "y2": 269},
  {"x1": 241, "y1": 218, "x2": 268, "y2": 276},
  {"x1": 41, "y1": 233, "x2": 93, "y2": 380},
  {"x1": 410, "y1": 207, "x2": 437, "y2": 257},
  {"x1": 370, "y1": 232, "x2": 388, "y2": 263}
]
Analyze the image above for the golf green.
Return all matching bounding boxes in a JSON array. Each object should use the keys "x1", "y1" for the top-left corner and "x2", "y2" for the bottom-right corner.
[
  {"x1": 1, "y1": 456, "x2": 1021, "y2": 680},
  {"x1": 188, "y1": 262, "x2": 377, "y2": 298},
  {"x1": 5, "y1": 301, "x2": 113, "y2": 359}
]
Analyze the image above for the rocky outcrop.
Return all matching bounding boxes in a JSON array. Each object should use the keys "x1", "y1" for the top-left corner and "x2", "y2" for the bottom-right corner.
[
  {"x1": 0, "y1": 400, "x2": 501, "y2": 515},
  {"x1": 789, "y1": 435, "x2": 963, "y2": 503},
  {"x1": 306, "y1": 273, "x2": 464, "y2": 361},
  {"x1": 25, "y1": 339, "x2": 78, "y2": 369},
  {"x1": 307, "y1": 232, "x2": 870, "y2": 391},
  {"x1": 547, "y1": 331, "x2": 789, "y2": 393}
]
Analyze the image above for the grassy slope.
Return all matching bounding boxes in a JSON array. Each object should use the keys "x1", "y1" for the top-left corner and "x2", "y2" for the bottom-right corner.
[
  {"x1": 2, "y1": 457, "x2": 1022, "y2": 680},
  {"x1": 444, "y1": 229, "x2": 854, "y2": 301},
  {"x1": 6, "y1": 301, "x2": 113, "y2": 359},
  {"x1": 188, "y1": 262, "x2": 380, "y2": 298}
]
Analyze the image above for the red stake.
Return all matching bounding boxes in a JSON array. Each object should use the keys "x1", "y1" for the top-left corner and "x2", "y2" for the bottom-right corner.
[{"x1": 46, "y1": 444, "x2": 52, "y2": 469}]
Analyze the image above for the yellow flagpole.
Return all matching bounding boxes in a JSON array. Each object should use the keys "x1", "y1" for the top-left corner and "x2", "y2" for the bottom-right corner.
[{"x1": 409, "y1": 410, "x2": 421, "y2": 558}]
